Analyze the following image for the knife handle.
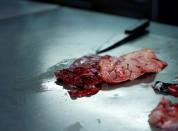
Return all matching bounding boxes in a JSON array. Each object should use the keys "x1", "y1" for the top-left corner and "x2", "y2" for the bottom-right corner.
[{"x1": 125, "y1": 19, "x2": 150, "y2": 34}]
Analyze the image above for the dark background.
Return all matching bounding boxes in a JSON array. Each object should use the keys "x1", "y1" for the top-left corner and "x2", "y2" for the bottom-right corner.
[{"x1": 35, "y1": 0, "x2": 178, "y2": 26}]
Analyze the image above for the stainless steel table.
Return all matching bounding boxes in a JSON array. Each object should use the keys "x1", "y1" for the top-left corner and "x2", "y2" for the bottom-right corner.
[
  {"x1": 0, "y1": 2, "x2": 178, "y2": 131},
  {"x1": 0, "y1": 0, "x2": 58, "y2": 20}
]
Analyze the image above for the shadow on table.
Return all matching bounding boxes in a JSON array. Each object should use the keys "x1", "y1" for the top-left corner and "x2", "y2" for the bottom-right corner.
[{"x1": 101, "y1": 73, "x2": 156, "y2": 91}]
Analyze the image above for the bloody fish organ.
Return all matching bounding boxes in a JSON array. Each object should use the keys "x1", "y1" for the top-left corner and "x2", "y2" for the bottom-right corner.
[
  {"x1": 54, "y1": 55, "x2": 104, "y2": 99},
  {"x1": 152, "y1": 81, "x2": 178, "y2": 97},
  {"x1": 99, "y1": 48, "x2": 167, "y2": 83},
  {"x1": 148, "y1": 97, "x2": 178, "y2": 129},
  {"x1": 55, "y1": 48, "x2": 167, "y2": 99}
]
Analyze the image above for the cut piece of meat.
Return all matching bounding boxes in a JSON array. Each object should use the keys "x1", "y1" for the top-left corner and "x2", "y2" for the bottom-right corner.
[
  {"x1": 55, "y1": 66, "x2": 102, "y2": 87},
  {"x1": 55, "y1": 55, "x2": 104, "y2": 88},
  {"x1": 99, "y1": 48, "x2": 167, "y2": 84},
  {"x1": 55, "y1": 48, "x2": 167, "y2": 99},
  {"x1": 148, "y1": 97, "x2": 178, "y2": 129},
  {"x1": 152, "y1": 81, "x2": 178, "y2": 97},
  {"x1": 54, "y1": 55, "x2": 104, "y2": 99},
  {"x1": 98, "y1": 56, "x2": 131, "y2": 83}
]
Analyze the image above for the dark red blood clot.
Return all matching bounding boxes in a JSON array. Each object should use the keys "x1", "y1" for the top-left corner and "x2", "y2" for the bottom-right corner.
[
  {"x1": 68, "y1": 87, "x2": 100, "y2": 99},
  {"x1": 54, "y1": 55, "x2": 103, "y2": 99}
]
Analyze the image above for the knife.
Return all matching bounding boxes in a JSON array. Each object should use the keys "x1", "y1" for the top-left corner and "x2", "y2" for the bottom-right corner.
[{"x1": 96, "y1": 19, "x2": 150, "y2": 54}]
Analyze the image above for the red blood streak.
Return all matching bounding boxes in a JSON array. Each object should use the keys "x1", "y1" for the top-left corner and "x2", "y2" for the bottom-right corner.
[{"x1": 68, "y1": 87, "x2": 100, "y2": 99}]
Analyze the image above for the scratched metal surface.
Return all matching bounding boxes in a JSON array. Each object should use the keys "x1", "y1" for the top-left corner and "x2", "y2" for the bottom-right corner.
[{"x1": 0, "y1": 5, "x2": 178, "y2": 131}]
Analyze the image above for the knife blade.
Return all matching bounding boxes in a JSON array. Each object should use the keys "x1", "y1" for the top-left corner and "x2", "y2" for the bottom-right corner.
[{"x1": 96, "y1": 19, "x2": 150, "y2": 54}]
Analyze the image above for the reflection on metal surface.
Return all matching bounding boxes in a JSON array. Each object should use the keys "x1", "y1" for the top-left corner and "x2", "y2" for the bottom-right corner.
[
  {"x1": 41, "y1": 78, "x2": 62, "y2": 91},
  {"x1": 14, "y1": 59, "x2": 74, "y2": 92}
]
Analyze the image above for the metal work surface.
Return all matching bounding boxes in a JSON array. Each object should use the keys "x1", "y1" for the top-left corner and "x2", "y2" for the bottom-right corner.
[
  {"x1": 0, "y1": 5, "x2": 178, "y2": 131},
  {"x1": 0, "y1": 0, "x2": 58, "y2": 20}
]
